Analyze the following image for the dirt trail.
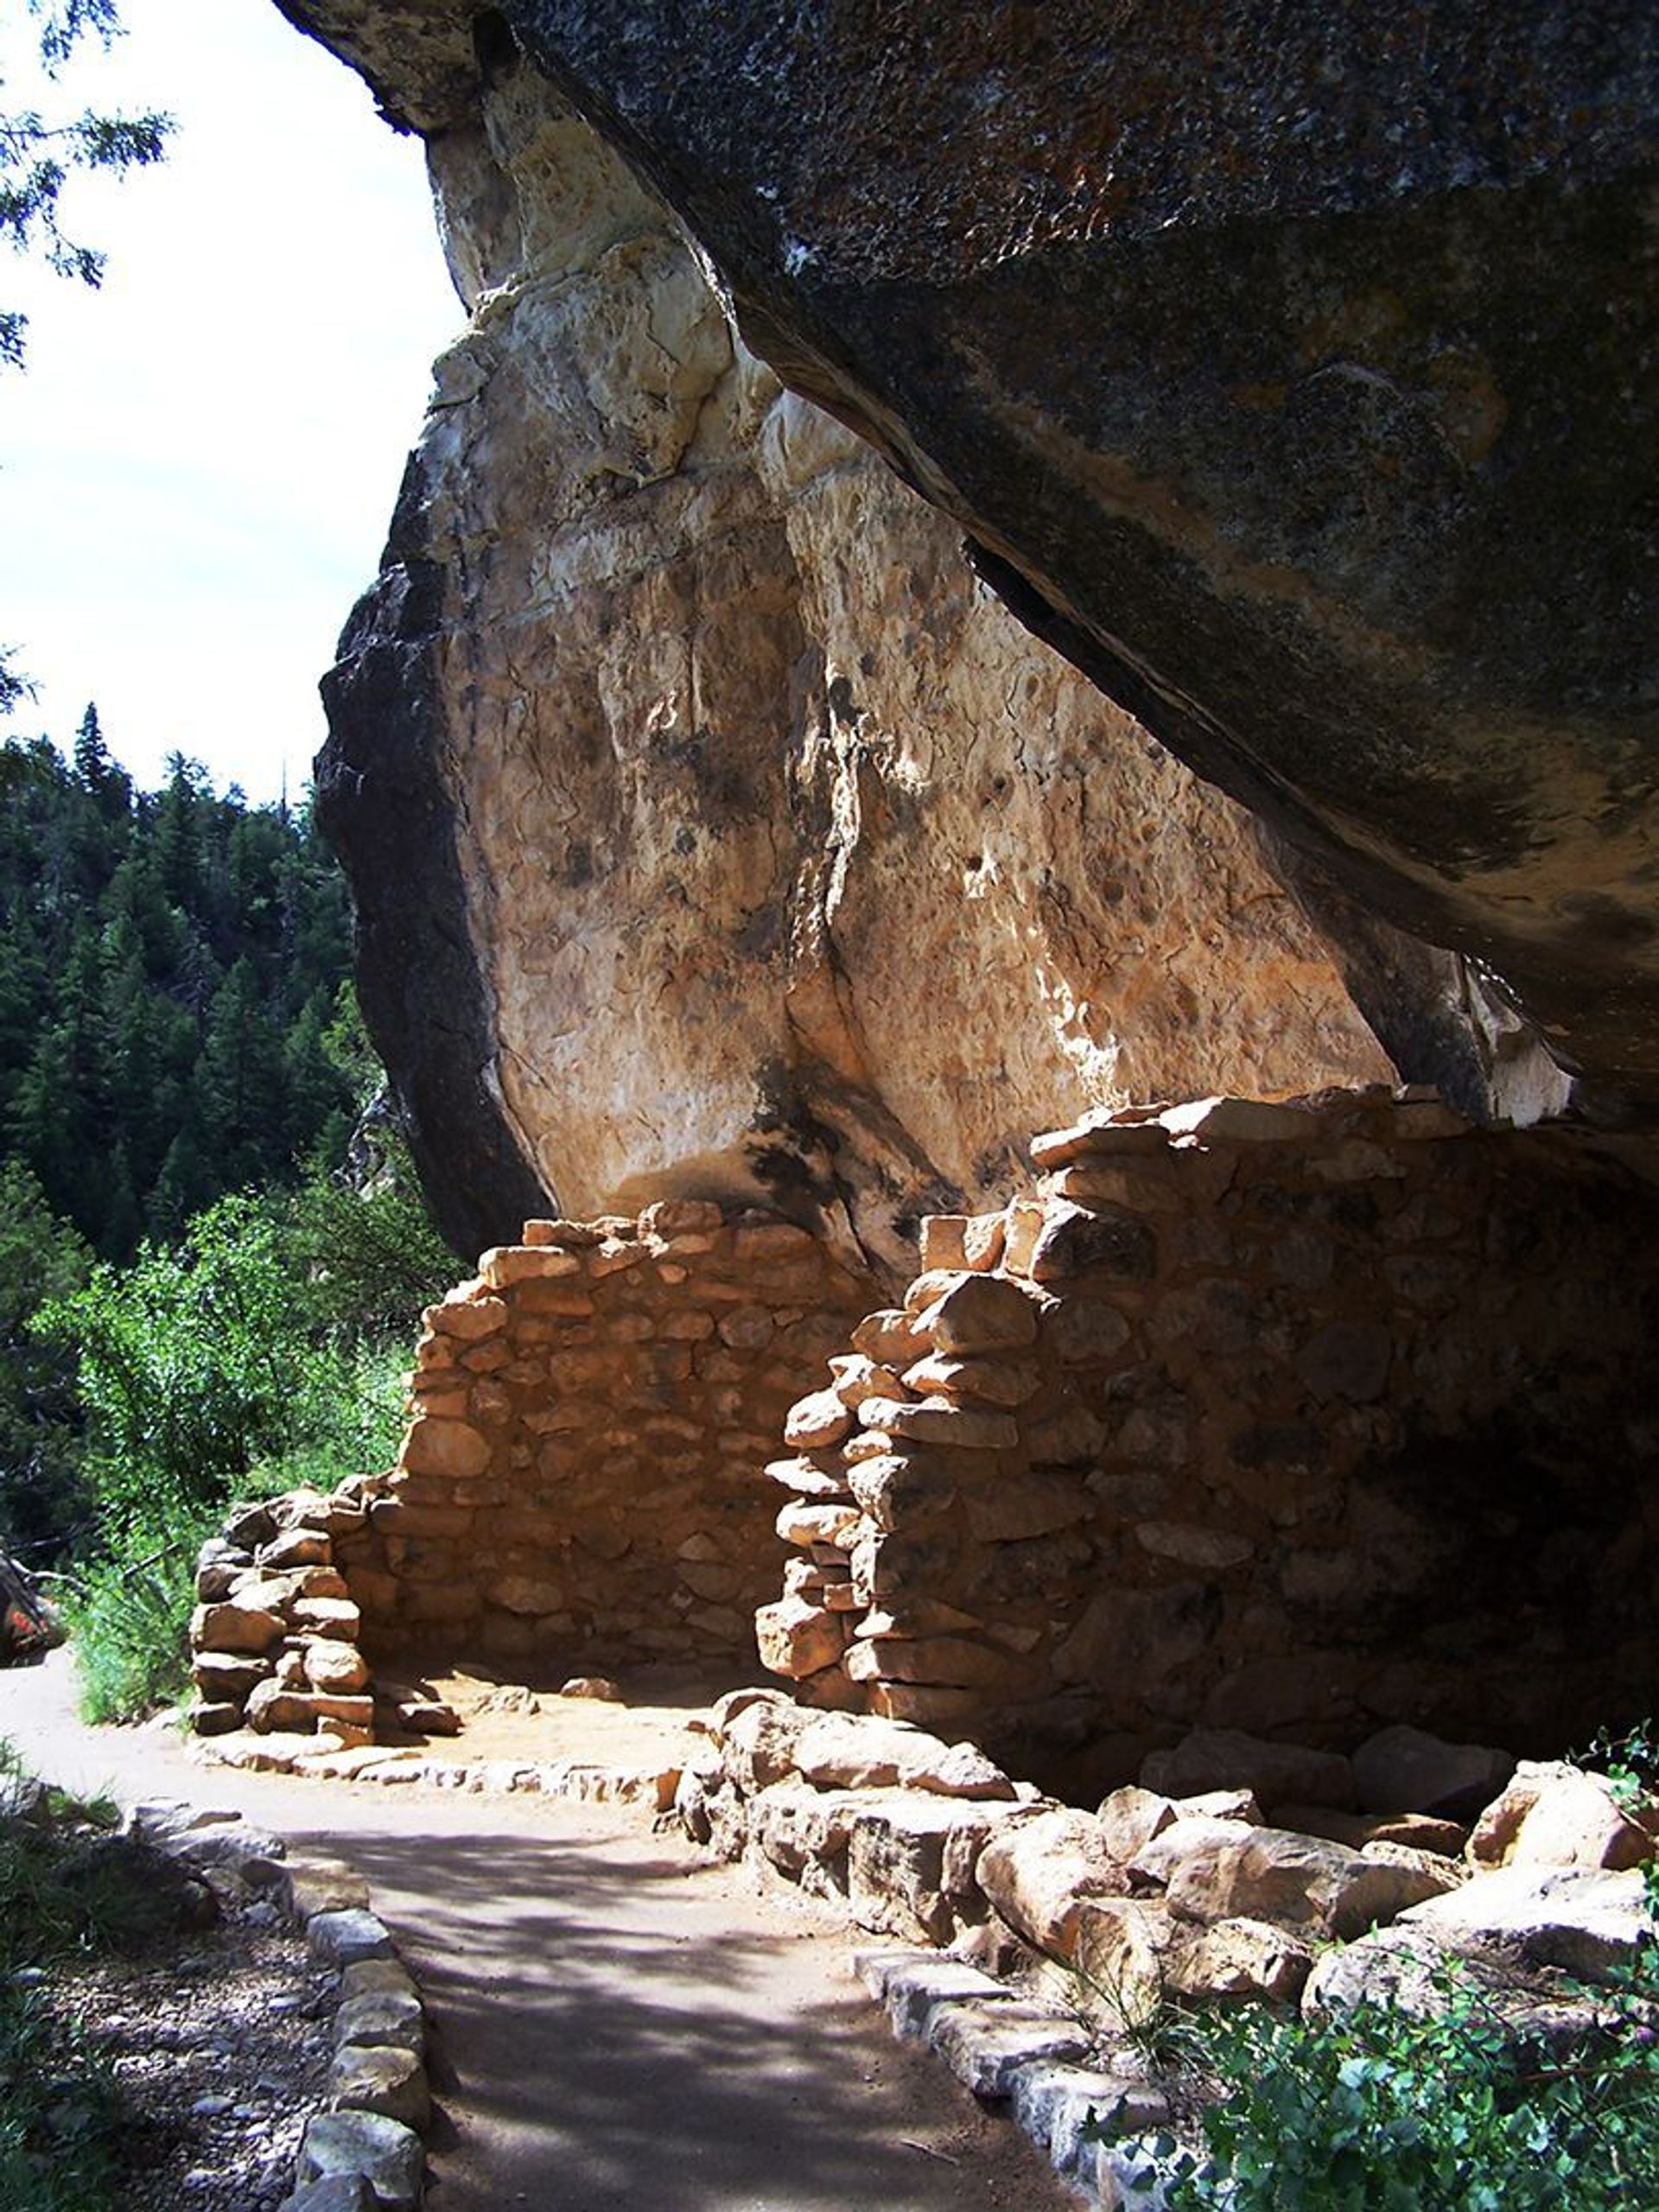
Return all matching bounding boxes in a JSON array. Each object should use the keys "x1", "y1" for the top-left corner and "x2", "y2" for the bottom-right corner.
[{"x1": 0, "y1": 1654, "x2": 1074, "y2": 2210}]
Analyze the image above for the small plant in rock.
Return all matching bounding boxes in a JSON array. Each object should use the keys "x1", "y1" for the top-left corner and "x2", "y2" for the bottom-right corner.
[{"x1": 1580, "y1": 1717, "x2": 1659, "y2": 1809}]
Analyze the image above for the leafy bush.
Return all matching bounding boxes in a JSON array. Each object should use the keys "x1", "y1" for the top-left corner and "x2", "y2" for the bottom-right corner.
[
  {"x1": 1581, "y1": 1718, "x2": 1659, "y2": 1808},
  {"x1": 1103, "y1": 1918, "x2": 1659, "y2": 2210},
  {"x1": 58, "y1": 1513, "x2": 211, "y2": 1725},
  {"x1": 0, "y1": 1980, "x2": 119, "y2": 2211},
  {"x1": 35, "y1": 1172, "x2": 449, "y2": 1719},
  {"x1": 38, "y1": 1190, "x2": 313, "y2": 1521}
]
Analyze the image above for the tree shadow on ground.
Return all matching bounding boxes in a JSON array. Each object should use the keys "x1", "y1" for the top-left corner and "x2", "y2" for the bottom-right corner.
[{"x1": 296, "y1": 1817, "x2": 1065, "y2": 2211}]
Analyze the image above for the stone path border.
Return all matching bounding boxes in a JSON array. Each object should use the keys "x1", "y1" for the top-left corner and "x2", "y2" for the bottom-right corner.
[
  {"x1": 195, "y1": 1737, "x2": 1117, "y2": 2205},
  {"x1": 198, "y1": 1730, "x2": 682, "y2": 1813},
  {"x1": 136, "y1": 1800, "x2": 434, "y2": 2210}
]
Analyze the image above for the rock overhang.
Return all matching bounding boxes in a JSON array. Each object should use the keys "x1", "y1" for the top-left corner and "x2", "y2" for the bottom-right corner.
[{"x1": 460, "y1": 0, "x2": 1659, "y2": 1110}]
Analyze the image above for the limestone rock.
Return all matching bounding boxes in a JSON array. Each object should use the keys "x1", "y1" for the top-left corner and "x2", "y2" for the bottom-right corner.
[
  {"x1": 400, "y1": 1416, "x2": 491, "y2": 1480},
  {"x1": 1399, "y1": 1866, "x2": 1654, "y2": 1983},
  {"x1": 191, "y1": 1601, "x2": 285, "y2": 1656},
  {"x1": 303, "y1": 1640, "x2": 372, "y2": 1695},
  {"x1": 1095, "y1": 1786, "x2": 1178, "y2": 1866},
  {"x1": 912, "y1": 1276, "x2": 1041, "y2": 1357},
  {"x1": 1166, "y1": 1916, "x2": 1315, "y2": 2005},
  {"x1": 1471, "y1": 1767, "x2": 1655, "y2": 1874},
  {"x1": 1024, "y1": 1202, "x2": 1158, "y2": 1284},
  {"x1": 281, "y1": 2176, "x2": 372, "y2": 2212},
  {"x1": 300, "y1": 33, "x2": 1394, "y2": 1264},
  {"x1": 257, "y1": 1529, "x2": 331, "y2": 1572},
  {"x1": 327, "y1": 2044, "x2": 430, "y2": 2131},
  {"x1": 755, "y1": 1595, "x2": 845, "y2": 1680},
  {"x1": 188, "y1": 1700, "x2": 244, "y2": 1737},
  {"x1": 499, "y1": 0, "x2": 1659, "y2": 1120},
  {"x1": 1304, "y1": 1923, "x2": 1621, "y2": 2045},
  {"x1": 856, "y1": 1395, "x2": 1020, "y2": 1451},
  {"x1": 901, "y1": 1352, "x2": 1042, "y2": 1408},
  {"x1": 844, "y1": 1790, "x2": 1024, "y2": 1946},
  {"x1": 925, "y1": 1998, "x2": 1092, "y2": 2099},
  {"x1": 285, "y1": 1860, "x2": 372, "y2": 1920},
  {"x1": 191, "y1": 1651, "x2": 271, "y2": 1702},
  {"x1": 308, "y1": 1910, "x2": 397, "y2": 1967},
  {"x1": 1280, "y1": 1805, "x2": 1468, "y2": 1859},
  {"x1": 717, "y1": 1697, "x2": 812, "y2": 1792},
  {"x1": 1141, "y1": 1730, "x2": 1356, "y2": 1813},
  {"x1": 1351, "y1": 1725, "x2": 1516, "y2": 1819},
  {"x1": 790, "y1": 1713, "x2": 1017, "y2": 1800},
  {"x1": 784, "y1": 1389, "x2": 854, "y2": 1452},
  {"x1": 296, "y1": 2112, "x2": 423, "y2": 2212},
  {"x1": 558, "y1": 1676, "x2": 623, "y2": 1700},
  {"x1": 977, "y1": 1809, "x2": 1128, "y2": 1961},
  {"x1": 1071, "y1": 1897, "x2": 1177, "y2": 2028},
  {"x1": 1133, "y1": 1821, "x2": 1446, "y2": 1939}
]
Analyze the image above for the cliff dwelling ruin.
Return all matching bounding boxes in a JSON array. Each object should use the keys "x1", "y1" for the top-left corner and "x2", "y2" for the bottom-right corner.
[{"x1": 200, "y1": 3, "x2": 1659, "y2": 1796}]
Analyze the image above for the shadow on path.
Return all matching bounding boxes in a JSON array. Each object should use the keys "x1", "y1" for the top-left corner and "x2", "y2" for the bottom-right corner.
[{"x1": 0, "y1": 1654, "x2": 1071, "y2": 2209}]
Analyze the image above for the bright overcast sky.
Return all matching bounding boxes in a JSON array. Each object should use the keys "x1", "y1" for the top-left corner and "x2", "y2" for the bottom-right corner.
[{"x1": 0, "y1": 0, "x2": 461, "y2": 803}]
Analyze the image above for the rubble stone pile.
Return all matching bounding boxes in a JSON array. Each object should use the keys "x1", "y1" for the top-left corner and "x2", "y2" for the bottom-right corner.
[
  {"x1": 760, "y1": 1088, "x2": 1659, "y2": 1772},
  {"x1": 191, "y1": 1488, "x2": 381, "y2": 1742},
  {"x1": 682, "y1": 1696, "x2": 1657, "y2": 2162}
]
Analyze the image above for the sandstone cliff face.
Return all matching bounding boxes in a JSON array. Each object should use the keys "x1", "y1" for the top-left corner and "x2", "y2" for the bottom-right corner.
[
  {"x1": 490, "y1": 0, "x2": 1658, "y2": 1120},
  {"x1": 312, "y1": 44, "x2": 1395, "y2": 1265}
]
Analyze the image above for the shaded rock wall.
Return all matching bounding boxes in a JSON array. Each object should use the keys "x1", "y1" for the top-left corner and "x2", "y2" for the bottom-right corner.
[
  {"x1": 310, "y1": 40, "x2": 1396, "y2": 1266},
  {"x1": 497, "y1": 0, "x2": 1659, "y2": 1118},
  {"x1": 762, "y1": 1093, "x2": 1659, "y2": 1790}
]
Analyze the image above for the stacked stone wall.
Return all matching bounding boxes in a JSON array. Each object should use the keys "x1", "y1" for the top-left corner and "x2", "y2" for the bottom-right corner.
[
  {"x1": 334, "y1": 1202, "x2": 871, "y2": 1672},
  {"x1": 761, "y1": 1090, "x2": 1659, "y2": 1786}
]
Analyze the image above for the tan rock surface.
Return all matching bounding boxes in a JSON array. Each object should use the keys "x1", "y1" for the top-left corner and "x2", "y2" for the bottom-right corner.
[
  {"x1": 317, "y1": 55, "x2": 1388, "y2": 1269},
  {"x1": 977, "y1": 1808, "x2": 1128, "y2": 1961}
]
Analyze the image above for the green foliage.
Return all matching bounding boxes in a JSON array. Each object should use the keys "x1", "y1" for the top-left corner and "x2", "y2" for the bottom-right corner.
[
  {"x1": 38, "y1": 1170, "x2": 449, "y2": 1717},
  {"x1": 1581, "y1": 1718, "x2": 1659, "y2": 1810},
  {"x1": 57, "y1": 1512, "x2": 206, "y2": 1724},
  {"x1": 288, "y1": 1127, "x2": 458, "y2": 1338},
  {"x1": 1100, "y1": 1939, "x2": 1659, "y2": 2211},
  {"x1": 0, "y1": 727, "x2": 454, "y2": 1694},
  {"x1": 40, "y1": 1191, "x2": 308, "y2": 1521},
  {"x1": 0, "y1": 1978, "x2": 118, "y2": 2209},
  {"x1": 1, "y1": 0, "x2": 171, "y2": 373},
  {"x1": 0, "y1": 733, "x2": 357, "y2": 1258},
  {"x1": 0, "y1": 1160, "x2": 91, "y2": 1559}
]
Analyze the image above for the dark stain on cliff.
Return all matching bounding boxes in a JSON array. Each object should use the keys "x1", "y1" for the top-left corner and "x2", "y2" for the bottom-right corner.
[
  {"x1": 314, "y1": 450, "x2": 554, "y2": 1258},
  {"x1": 502, "y1": 0, "x2": 1659, "y2": 1110}
]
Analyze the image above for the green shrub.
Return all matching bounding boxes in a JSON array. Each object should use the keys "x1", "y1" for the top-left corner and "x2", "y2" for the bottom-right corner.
[
  {"x1": 1581, "y1": 1718, "x2": 1659, "y2": 1808},
  {"x1": 37, "y1": 1191, "x2": 308, "y2": 1522},
  {"x1": 1103, "y1": 1918, "x2": 1659, "y2": 2211},
  {"x1": 35, "y1": 1172, "x2": 448, "y2": 1719},
  {"x1": 245, "y1": 1336, "x2": 409, "y2": 1503},
  {"x1": 0, "y1": 1980, "x2": 119, "y2": 2211},
  {"x1": 58, "y1": 1514, "x2": 209, "y2": 1725}
]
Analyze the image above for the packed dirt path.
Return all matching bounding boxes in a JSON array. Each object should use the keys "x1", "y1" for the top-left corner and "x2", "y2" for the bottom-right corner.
[{"x1": 0, "y1": 1653, "x2": 1074, "y2": 2210}]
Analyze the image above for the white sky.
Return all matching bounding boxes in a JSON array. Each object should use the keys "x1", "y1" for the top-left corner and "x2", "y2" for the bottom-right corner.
[{"x1": 0, "y1": 0, "x2": 462, "y2": 802}]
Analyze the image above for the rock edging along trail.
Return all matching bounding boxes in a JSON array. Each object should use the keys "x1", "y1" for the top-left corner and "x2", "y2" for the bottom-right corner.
[
  {"x1": 129, "y1": 1800, "x2": 433, "y2": 2211},
  {"x1": 0, "y1": 1653, "x2": 1072, "y2": 2210}
]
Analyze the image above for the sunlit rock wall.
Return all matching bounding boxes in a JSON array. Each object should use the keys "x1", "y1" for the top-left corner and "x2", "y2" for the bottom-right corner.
[{"x1": 313, "y1": 48, "x2": 1390, "y2": 1268}]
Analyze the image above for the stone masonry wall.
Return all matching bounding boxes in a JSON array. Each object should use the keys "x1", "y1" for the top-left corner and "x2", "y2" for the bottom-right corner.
[
  {"x1": 760, "y1": 1090, "x2": 1659, "y2": 1790},
  {"x1": 332, "y1": 1202, "x2": 871, "y2": 1672}
]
